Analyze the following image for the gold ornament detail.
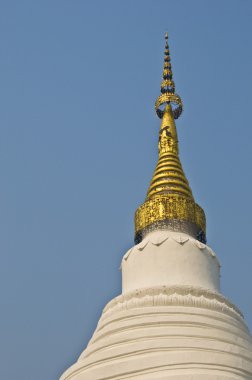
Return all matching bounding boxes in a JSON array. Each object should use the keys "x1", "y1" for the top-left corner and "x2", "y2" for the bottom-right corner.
[
  {"x1": 155, "y1": 93, "x2": 183, "y2": 119},
  {"x1": 134, "y1": 33, "x2": 206, "y2": 244},
  {"x1": 135, "y1": 195, "x2": 206, "y2": 243}
]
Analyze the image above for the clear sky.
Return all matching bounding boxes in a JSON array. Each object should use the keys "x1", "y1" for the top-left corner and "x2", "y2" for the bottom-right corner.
[{"x1": 1, "y1": 1, "x2": 252, "y2": 379}]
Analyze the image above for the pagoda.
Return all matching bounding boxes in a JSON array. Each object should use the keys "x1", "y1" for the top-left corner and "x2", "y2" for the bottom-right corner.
[{"x1": 60, "y1": 34, "x2": 252, "y2": 380}]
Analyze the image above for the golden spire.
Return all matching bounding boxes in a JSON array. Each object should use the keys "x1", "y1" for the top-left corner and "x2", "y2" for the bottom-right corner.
[{"x1": 134, "y1": 33, "x2": 206, "y2": 244}]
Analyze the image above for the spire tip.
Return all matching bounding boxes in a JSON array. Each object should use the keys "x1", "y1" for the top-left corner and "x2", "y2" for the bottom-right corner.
[{"x1": 155, "y1": 33, "x2": 183, "y2": 120}]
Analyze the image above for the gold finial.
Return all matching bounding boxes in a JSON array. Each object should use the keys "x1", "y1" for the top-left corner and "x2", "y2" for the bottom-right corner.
[
  {"x1": 155, "y1": 33, "x2": 183, "y2": 119},
  {"x1": 134, "y1": 34, "x2": 206, "y2": 244}
]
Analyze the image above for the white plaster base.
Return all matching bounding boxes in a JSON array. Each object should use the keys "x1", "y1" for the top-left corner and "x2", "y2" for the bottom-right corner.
[
  {"x1": 60, "y1": 286, "x2": 252, "y2": 380},
  {"x1": 122, "y1": 231, "x2": 220, "y2": 293}
]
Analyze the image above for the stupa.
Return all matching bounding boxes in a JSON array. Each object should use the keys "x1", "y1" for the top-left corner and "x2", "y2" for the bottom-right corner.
[{"x1": 60, "y1": 34, "x2": 252, "y2": 380}]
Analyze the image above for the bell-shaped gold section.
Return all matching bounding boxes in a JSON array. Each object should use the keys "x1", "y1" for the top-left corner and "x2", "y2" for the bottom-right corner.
[{"x1": 134, "y1": 34, "x2": 206, "y2": 244}]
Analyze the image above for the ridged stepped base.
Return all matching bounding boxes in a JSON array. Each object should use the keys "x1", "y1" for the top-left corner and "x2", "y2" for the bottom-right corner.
[{"x1": 60, "y1": 286, "x2": 252, "y2": 380}]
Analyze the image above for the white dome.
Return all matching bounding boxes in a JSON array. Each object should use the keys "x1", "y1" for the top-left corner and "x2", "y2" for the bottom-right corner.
[{"x1": 60, "y1": 232, "x2": 252, "y2": 380}]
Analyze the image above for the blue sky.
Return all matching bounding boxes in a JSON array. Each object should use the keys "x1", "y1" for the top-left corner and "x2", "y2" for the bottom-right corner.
[{"x1": 1, "y1": 1, "x2": 252, "y2": 379}]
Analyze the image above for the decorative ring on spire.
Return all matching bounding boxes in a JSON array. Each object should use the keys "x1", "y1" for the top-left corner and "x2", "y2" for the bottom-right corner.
[{"x1": 155, "y1": 93, "x2": 183, "y2": 119}]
